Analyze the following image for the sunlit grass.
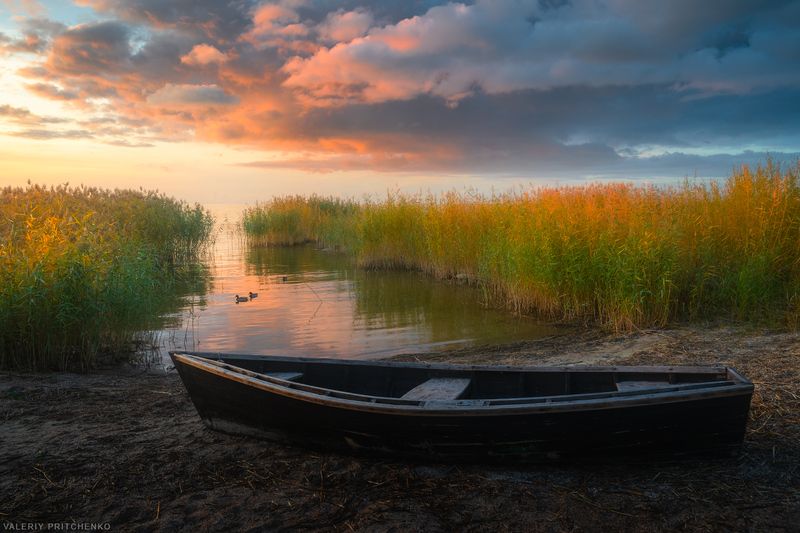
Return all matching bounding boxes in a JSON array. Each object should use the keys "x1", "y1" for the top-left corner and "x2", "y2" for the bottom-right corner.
[
  {"x1": 242, "y1": 162, "x2": 800, "y2": 330},
  {"x1": 242, "y1": 195, "x2": 360, "y2": 248},
  {"x1": 0, "y1": 184, "x2": 214, "y2": 371}
]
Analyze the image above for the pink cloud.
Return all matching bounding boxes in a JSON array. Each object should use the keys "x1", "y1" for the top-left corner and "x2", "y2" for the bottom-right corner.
[
  {"x1": 317, "y1": 9, "x2": 373, "y2": 43},
  {"x1": 181, "y1": 44, "x2": 229, "y2": 66},
  {"x1": 4, "y1": 0, "x2": 797, "y2": 176},
  {"x1": 241, "y1": 2, "x2": 316, "y2": 53},
  {"x1": 1, "y1": 0, "x2": 44, "y2": 16},
  {"x1": 281, "y1": 3, "x2": 495, "y2": 106}
]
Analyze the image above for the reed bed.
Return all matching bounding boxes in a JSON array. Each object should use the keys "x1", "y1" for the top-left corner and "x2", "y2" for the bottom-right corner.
[
  {"x1": 0, "y1": 184, "x2": 214, "y2": 371},
  {"x1": 242, "y1": 162, "x2": 800, "y2": 330},
  {"x1": 242, "y1": 196, "x2": 359, "y2": 247}
]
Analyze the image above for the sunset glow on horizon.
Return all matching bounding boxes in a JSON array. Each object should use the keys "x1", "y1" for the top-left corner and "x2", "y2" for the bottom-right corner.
[{"x1": 1, "y1": 0, "x2": 799, "y2": 202}]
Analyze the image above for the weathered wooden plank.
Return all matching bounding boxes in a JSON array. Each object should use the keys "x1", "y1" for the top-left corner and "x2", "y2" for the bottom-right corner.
[
  {"x1": 263, "y1": 371, "x2": 304, "y2": 382},
  {"x1": 402, "y1": 378, "x2": 471, "y2": 401}
]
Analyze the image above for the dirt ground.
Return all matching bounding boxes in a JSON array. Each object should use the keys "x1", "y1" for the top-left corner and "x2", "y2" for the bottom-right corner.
[{"x1": 1, "y1": 326, "x2": 799, "y2": 532}]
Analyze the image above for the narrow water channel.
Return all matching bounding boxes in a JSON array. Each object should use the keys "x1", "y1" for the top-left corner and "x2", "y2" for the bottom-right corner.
[{"x1": 155, "y1": 205, "x2": 560, "y2": 360}]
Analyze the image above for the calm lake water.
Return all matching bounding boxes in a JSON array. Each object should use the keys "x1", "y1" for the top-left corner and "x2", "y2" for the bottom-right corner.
[{"x1": 154, "y1": 204, "x2": 560, "y2": 360}]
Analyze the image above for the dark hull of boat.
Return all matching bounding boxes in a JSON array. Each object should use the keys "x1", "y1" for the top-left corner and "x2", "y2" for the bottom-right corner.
[{"x1": 171, "y1": 353, "x2": 753, "y2": 462}]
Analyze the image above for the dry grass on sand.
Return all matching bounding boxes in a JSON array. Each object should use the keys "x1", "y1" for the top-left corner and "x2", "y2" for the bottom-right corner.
[{"x1": 1, "y1": 326, "x2": 798, "y2": 532}]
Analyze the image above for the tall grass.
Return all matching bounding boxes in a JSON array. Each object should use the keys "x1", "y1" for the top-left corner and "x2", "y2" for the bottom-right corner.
[
  {"x1": 242, "y1": 195, "x2": 359, "y2": 247},
  {"x1": 0, "y1": 184, "x2": 214, "y2": 371},
  {"x1": 242, "y1": 162, "x2": 800, "y2": 330}
]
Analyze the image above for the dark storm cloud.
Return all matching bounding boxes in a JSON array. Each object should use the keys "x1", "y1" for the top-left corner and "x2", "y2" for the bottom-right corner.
[
  {"x1": 269, "y1": 85, "x2": 800, "y2": 160},
  {"x1": 3, "y1": 0, "x2": 798, "y2": 178}
]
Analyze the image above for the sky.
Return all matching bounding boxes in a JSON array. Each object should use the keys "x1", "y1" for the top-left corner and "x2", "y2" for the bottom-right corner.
[{"x1": 0, "y1": 0, "x2": 799, "y2": 203}]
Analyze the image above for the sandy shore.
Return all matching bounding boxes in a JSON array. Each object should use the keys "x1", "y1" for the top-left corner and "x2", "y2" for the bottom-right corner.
[{"x1": 1, "y1": 326, "x2": 798, "y2": 532}]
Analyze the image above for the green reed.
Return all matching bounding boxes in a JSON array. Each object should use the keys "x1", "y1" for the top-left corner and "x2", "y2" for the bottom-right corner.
[
  {"x1": 0, "y1": 184, "x2": 214, "y2": 371},
  {"x1": 242, "y1": 195, "x2": 360, "y2": 248},
  {"x1": 241, "y1": 162, "x2": 800, "y2": 331}
]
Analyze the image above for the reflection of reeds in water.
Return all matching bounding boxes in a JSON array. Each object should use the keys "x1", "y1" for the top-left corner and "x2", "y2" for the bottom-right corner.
[
  {"x1": 242, "y1": 243, "x2": 508, "y2": 344},
  {"x1": 353, "y1": 271, "x2": 479, "y2": 338},
  {"x1": 350, "y1": 270, "x2": 560, "y2": 347},
  {"x1": 0, "y1": 184, "x2": 215, "y2": 371},
  {"x1": 242, "y1": 162, "x2": 800, "y2": 330},
  {"x1": 243, "y1": 244, "x2": 353, "y2": 280}
]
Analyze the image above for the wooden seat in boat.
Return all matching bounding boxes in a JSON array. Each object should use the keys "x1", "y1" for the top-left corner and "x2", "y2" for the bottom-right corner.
[
  {"x1": 616, "y1": 381, "x2": 674, "y2": 392},
  {"x1": 401, "y1": 378, "x2": 471, "y2": 401}
]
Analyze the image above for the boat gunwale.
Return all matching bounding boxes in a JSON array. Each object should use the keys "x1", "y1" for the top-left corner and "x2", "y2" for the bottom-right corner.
[
  {"x1": 196, "y1": 355, "x2": 741, "y2": 405},
  {"x1": 171, "y1": 352, "x2": 754, "y2": 416},
  {"x1": 170, "y1": 350, "x2": 744, "y2": 376}
]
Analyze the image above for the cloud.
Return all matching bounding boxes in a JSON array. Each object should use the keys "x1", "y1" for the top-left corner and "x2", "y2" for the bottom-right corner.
[
  {"x1": 1, "y1": 106, "x2": 167, "y2": 146},
  {"x1": 282, "y1": 0, "x2": 800, "y2": 106},
  {"x1": 0, "y1": 103, "x2": 161, "y2": 145},
  {"x1": 26, "y1": 82, "x2": 80, "y2": 100},
  {"x1": 11, "y1": 128, "x2": 93, "y2": 140},
  {"x1": 0, "y1": 104, "x2": 35, "y2": 121},
  {"x1": 317, "y1": 9, "x2": 373, "y2": 43},
  {"x1": 74, "y1": 0, "x2": 254, "y2": 40},
  {"x1": 1, "y1": 0, "x2": 45, "y2": 16},
  {"x1": 1, "y1": 0, "x2": 797, "y2": 180},
  {"x1": 240, "y1": 149, "x2": 800, "y2": 178},
  {"x1": 147, "y1": 83, "x2": 238, "y2": 105},
  {"x1": 46, "y1": 21, "x2": 132, "y2": 75},
  {"x1": 181, "y1": 43, "x2": 229, "y2": 66},
  {"x1": 241, "y1": 2, "x2": 318, "y2": 54},
  {"x1": 104, "y1": 138, "x2": 155, "y2": 147},
  {"x1": 237, "y1": 140, "x2": 620, "y2": 174},
  {"x1": 0, "y1": 17, "x2": 64, "y2": 54},
  {"x1": 0, "y1": 103, "x2": 67, "y2": 125},
  {"x1": 600, "y1": 150, "x2": 800, "y2": 180}
]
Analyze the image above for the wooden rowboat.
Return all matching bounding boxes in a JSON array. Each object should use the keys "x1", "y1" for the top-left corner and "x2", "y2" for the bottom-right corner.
[{"x1": 170, "y1": 351, "x2": 754, "y2": 462}]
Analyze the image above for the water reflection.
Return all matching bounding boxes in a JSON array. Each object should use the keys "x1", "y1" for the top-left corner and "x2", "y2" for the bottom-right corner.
[{"x1": 155, "y1": 206, "x2": 560, "y2": 359}]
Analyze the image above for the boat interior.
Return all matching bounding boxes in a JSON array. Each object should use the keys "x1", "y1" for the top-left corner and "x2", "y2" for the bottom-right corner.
[{"x1": 174, "y1": 352, "x2": 743, "y2": 402}]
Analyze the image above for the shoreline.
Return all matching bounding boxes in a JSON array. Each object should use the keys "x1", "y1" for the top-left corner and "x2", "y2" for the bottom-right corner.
[{"x1": 2, "y1": 326, "x2": 798, "y2": 531}]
